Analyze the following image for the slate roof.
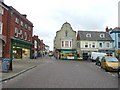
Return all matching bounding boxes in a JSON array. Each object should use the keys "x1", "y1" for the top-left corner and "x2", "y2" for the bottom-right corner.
[{"x1": 77, "y1": 31, "x2": 113, "y2": 41}]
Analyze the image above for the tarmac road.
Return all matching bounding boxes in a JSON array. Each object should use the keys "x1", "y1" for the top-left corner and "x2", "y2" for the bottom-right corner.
[{"x1": 2, "y1": 57, "x2": 119, "y2": 88}]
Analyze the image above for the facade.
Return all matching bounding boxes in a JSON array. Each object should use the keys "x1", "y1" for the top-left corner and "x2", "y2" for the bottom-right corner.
[
  {"x1": 106, "y1": 27, "x2": 120, "y2": 57},
  {"x1": 0, "y1": 1, "x2": 9, "y2": 58},
  {"x1": 54, "y1": 22, "x2": 77, "y2": 59},
  {"x1": 77, "y1": 31, "x2": 114, "y2": 59},
  {"x1": 1, "y1": 4, "x2": 33, "y2": 59},
  {"x1": 32, "y1": 35, "x2": 41, "y2": 58}
]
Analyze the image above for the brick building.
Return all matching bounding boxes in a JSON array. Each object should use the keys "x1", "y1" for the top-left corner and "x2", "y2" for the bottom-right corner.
[
  {"x1": 1, "y1": 2, "x2": 33, "y2": 59},
  {"x1": 0, "y1": 1, "x2": 9, "y2": 58},
  {"x1": 32, "y1": 35, "x2": 48, "y2": 58}
]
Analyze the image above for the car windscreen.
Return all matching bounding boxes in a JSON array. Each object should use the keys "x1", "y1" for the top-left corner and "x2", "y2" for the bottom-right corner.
[{"x1": 106, "y1": 57, "x2": 119, "y2": 62}]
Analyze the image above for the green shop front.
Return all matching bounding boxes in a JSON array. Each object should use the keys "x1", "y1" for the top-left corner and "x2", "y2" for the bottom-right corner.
[
  {"x1": 60, "y1": 49, "x2": 77, "y2": 60},
  {"x1": 11, "y1": 38, "x2": 32, "y2": 59}
]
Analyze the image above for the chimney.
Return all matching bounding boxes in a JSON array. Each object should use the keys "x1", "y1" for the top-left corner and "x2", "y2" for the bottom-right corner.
[
  {"x1": 105, "y1": 26, "x2": 109, "y2": 32},
  {"x1": 22, "y1": 14, "x2": 27, "y2": 18}
]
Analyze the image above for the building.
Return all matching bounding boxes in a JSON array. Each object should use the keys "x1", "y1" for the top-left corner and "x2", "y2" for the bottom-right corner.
[
  {"x1": 77, "y1": 31, "x2": 114, "y2": 59},
  {"x1": 1, "y1": 3, "x2": 34, "y2": 59},
  {"x1": 54, "y1": 22, "x2": 77, "y2": 60},
  {"x1": 0, "y1": 1, "x2": 9, "y2": 58},
  {"x1": 106, "y1": 27, "x2": 120, "y2": 57},
  {"x1": 32, "y1": 35, "x2": 41, "y2": 58}
]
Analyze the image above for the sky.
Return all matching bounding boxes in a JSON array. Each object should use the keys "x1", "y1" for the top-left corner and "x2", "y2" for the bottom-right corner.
[{"x1": 4, "y1": 0, "x2": 119, "y2": 50}]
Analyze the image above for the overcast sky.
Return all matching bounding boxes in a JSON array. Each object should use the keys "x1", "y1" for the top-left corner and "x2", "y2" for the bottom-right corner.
[{"x1": 4, "y1": 0, "x2": 119, "y2": 50}]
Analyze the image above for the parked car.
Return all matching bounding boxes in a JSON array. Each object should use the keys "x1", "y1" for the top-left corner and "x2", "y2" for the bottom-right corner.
[
  {"x1": 101, "y1": 56, "x2": 119, "y2": 72},
  {"x1": 95, "y1": 56, "x2": 103, "y2": 66},
  {"x1": 118, "y1": 66, "x2": 120, "y2": 78}
]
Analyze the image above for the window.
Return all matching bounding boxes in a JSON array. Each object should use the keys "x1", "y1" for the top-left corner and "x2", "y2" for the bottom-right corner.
[
  {"x1": 89, "y1": 44, "x2": 91, "y2": 48},
  {"x1": 77, "y1": 42, "x2": 80, "y2": 48},
  {"x1": 0, "y1": 7, "x2": 4, "y2": 15},
  {"x1": 15, "y1": 18, "x2": 19, "y2": 24},
  {"x1": 85, "y1": 42, "x2": 88, "y2": 48},
  {"x1": 62, "y1": 41, "x2": 64, "y2": 47},
  {"x1": 24, "y1": 32, "x2": 27, "y2": 40},
  {"x1": 25, "y1": 24, "x2": 28, "y2": 29},
  {"x1": 118, "y1": 34, "x2": 120, "y2": 38},
  {"x1": 99, "y1": 43, "x2": 103, "y2": 48},
  {"x1": 15, "y1": 27, "x2": 19, "y2": 37},
  {"x1": 100, "y1": 34, "x2": 105, "y2": 38},
  {"x1": 34, "y1": 40, "x2": 37, "y2": 48},
  {"x1": 106, "y1": 43, "x2": 109, "y2": 48},
  {"x1": 0, "y1": 22, "x2": 3, "y2": 34},
  {"x1": 92, "y1": 43, "x2": 95, "y2": 48},
  {"x1": 118, "y1": 42, "x2": 120, "y2": 48},
  {"x1": 20, "y1": 21, "x2": 24, "y2": 27},
  {"x1": 28, "y1": 26, "x2": 31, "y2": 31},
  {"x1": 65, "y1": 41, "x2": 69, "y2": 47},
  {"x1": 86, "y1": 33, "x2": 91, "y2": 37},
  {"x1": 19, "y1": 30, "x2": 23, "y2": 39}
]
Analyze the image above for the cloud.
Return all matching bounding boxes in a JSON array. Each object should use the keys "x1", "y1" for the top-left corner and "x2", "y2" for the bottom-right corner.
[{"x1": 4, "y1": 0, "x2": 119, "y2": 50}]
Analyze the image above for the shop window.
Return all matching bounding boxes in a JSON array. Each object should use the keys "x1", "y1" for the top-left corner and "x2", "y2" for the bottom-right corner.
[{"x1": 0, "y1": 22, "x2": 3, "y2": 34}]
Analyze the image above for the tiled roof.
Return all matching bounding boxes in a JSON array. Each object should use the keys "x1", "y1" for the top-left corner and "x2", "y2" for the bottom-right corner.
[{"x1": 77, "y1": 31, "x2": 113, "y2": 41}]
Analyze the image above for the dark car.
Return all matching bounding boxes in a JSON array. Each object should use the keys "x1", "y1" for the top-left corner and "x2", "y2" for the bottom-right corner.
[
  {"x1": 95, "y1": 56, "x2": 103, "y2": 66},
  {"x1": 118, "y1": 66, "x2": 120, "y2": 78}
]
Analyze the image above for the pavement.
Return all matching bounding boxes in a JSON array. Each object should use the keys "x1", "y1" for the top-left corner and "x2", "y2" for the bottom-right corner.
[{"x1": 0, "y1": 57, "x2": 46, "y2": 82}]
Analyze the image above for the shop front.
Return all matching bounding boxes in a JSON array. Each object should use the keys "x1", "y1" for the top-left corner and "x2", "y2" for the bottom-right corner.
[
  {"x1": 60, "y1": 49, "x2": 77, "y2": 60},
  {"x1": 11, "y1": 38, "x2": 32, "y2": 59}
]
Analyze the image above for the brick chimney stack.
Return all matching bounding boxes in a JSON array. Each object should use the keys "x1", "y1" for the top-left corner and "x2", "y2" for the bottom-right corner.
[
  {"x1": 22, "y1": 14, "x2": 27, "y2": 18},
  {"x1": 106, "y1": 26, "x2": 109, "y2": 32}
]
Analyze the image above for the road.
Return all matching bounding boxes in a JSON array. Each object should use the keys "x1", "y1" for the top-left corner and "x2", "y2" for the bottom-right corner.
[{"x1": 2, "y1": 57, "x2": 119, "y2": 88}]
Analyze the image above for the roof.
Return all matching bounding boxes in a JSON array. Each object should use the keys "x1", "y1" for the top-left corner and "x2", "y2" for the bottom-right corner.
[{"x1": 77, "y1": 31, "x2": 113, "y2": 41}]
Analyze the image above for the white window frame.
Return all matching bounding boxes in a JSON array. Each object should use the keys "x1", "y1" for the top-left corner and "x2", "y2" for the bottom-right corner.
[
  {"x1": 100, "y1": 34, "x2": 105, "y2": 38},
  {"x1": 106, "y1": 42, "x2": 110, "y2": 48},
  {"x1": 20, "y1": 21, "x2": 24, "y2": 27},
  {"x1": 0, "y1": 22, "x2": 3, "y2": 34},
  {"x1": 86, "y1": 33, "x2": 91, "y2": 37},
  {"x1": 99, "y1": 42, "x2": 103, "y2": 48},
  {"x1": 15, "y1": 18, "x2": 19, "y2": 24},
  {"x1": 19, "y1": 30, "x2": 23, "y2": 39},
  {"x1": 24, "y1": 32, "x2": 27, "y2": 40},
  {"x1": 15, "y1": 27, "x2": 19, "y2": 37},
  {"x1": 0, "y1": 7, "x2": 4, "y2": 15}
]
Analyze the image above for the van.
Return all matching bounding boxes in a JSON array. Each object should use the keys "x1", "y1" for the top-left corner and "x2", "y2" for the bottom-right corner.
[{"x1": 90, "y1": 52, "x2": 106, "y2": 62}]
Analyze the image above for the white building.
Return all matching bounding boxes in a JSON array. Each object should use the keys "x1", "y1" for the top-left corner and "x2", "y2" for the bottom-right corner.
[{"x1": 77, "y1": 31, "x2": 114, "y2": 60}]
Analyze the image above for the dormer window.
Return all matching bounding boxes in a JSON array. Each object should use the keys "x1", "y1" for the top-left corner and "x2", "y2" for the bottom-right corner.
[
  {"x1": 86, "y1": 33, "x2": 91, "y2": 37},
  {"x1": 100, "y1": 34, "x2": 105, "y2": 38}
]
